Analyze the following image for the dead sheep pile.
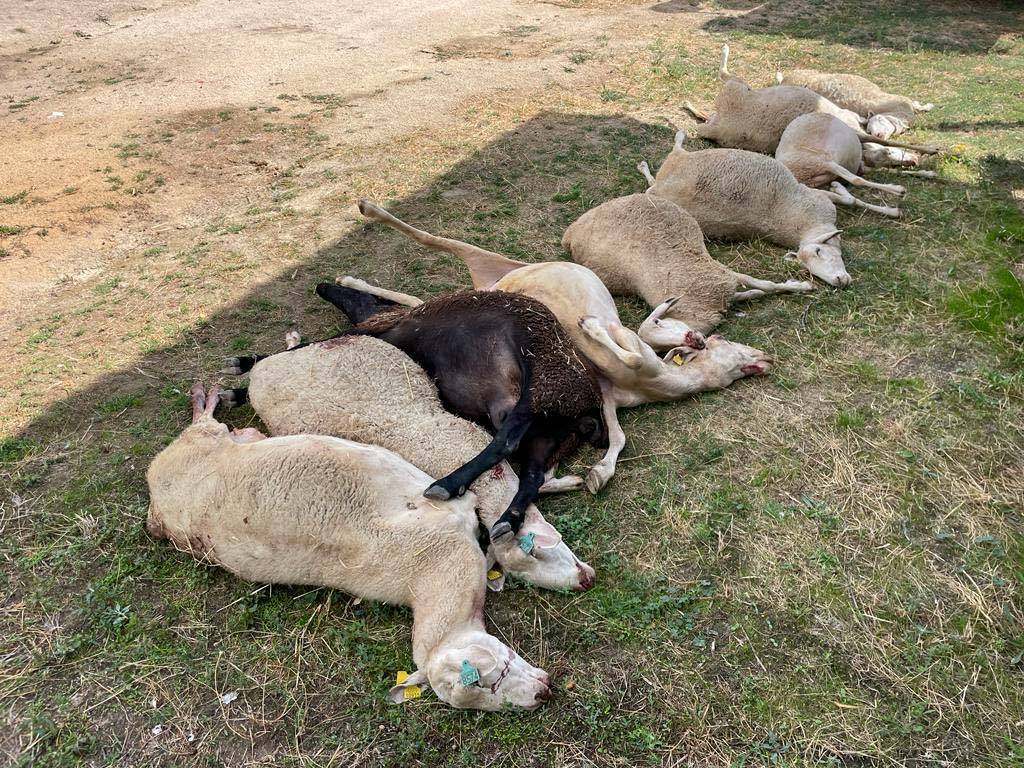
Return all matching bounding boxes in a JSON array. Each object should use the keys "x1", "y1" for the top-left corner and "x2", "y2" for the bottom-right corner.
[{"x1": 146, "y1": 42, "x2": 941, "y2": 711}]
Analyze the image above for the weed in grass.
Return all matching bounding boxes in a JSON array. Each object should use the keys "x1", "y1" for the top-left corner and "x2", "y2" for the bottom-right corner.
[{"x1": 2, "y1": 190, "x2": 28, "y2": 204}]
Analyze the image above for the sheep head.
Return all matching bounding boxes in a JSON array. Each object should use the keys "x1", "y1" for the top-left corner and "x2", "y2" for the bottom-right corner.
[
  {"x1": 391, "y1": 633, "x2": 551, "y2": 711},
  {"x1": 866, "y1": 113, "x2": 910, "y2": 140},
  {"x1": 795, "y1": 230, "x2": 850, "y2": 287},
  {"x1": 668, "y1": 335, "x2": 773, "y2": 388},
  {"x1": 638, "y1": 296, "x2": 707, "y2": 352},
  {"x1": 490, "y1": 514, "x2": 595, "y2": 592}
]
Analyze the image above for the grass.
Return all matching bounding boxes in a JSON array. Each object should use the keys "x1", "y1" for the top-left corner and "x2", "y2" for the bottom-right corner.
[{"x1": 2, "y1": 1, "x2": 1023, "y2": 766}]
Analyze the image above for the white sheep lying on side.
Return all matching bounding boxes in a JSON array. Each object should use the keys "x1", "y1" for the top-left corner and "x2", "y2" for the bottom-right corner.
[
  {"x1": 562, "y1": 193, "x2": 813, "y2": 335},
  {"x1": 220, "y1": 335, "x2": 595, "y2": 592},
  {"x1": 640, "y1": 130, "x2": 851, "y2": 287},
  {"x1": 777, "y1": 69, "x2": 934, "y2": 140},
  {"x1": 776, "y1": 113, "x2": 910, "y2": 218},
  {"x1": 147, "y1": 383, "x2": 552, "y2": 711},
  {"x1": 685, "y1": 45, "x2": 936, "y2": 156}
]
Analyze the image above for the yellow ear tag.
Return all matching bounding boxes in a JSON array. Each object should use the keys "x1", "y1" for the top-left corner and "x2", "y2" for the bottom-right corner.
[
  {"x1": 672, "y1": 353, "x2": 685, "y2": 366},
  {"x1": 487, "y1": 569, "x2": 502, "y2": 581},
  {"x1": 395, "y1": 670, "x2": 422, "y2": 700}
]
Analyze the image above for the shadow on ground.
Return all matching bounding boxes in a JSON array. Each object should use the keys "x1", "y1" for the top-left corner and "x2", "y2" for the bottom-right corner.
[{"x1": 653, "y1": 0, "x2": 1023, "y2": 54}]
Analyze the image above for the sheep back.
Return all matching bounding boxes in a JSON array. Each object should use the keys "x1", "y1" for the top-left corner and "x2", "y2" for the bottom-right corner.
[
  {"x1": 782, "y1": 69, "x2": 915, "y2": 121},
  {"x1": 247, "y1": 336, "x2": 517, "y2": 516},
  {"x1": 700, "y1": 79, "x2": 860, "y2": 154},
  {"x1": 651, "y1": 148, "x2": 833, "y2": 250},
  {"x1": 776, "y1": 113, "x2": 863, "y2": 187},
  {"x1": 563, "y1": 194, "x2": 736, "y2": 334}
]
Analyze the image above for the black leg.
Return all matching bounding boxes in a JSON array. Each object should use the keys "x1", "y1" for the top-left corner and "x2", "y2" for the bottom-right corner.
[
  {"x1": 489, "y1": 436, "x2": 556, "y2": 541},
  {"x1": 316, "y1": 282, "x2": 397, "y2": 324},
  {"x1": 217, "y1": 387, "x2": 249, "y2": 409},
  {"x1": 221, "y1": 354, "x2": 270, "y2": 375},
  {"x1": 423, "y1": 405, "x2": 533, "y2": 501}
]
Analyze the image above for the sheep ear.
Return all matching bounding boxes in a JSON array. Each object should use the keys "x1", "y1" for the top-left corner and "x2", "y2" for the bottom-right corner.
[
  {"x1": 463, "y1": 645, "x2": 499, "y2": 677},
  {"x1": 814, "y1": 229, "x2": 842, "y2": 244},
  {"x1": 388, "y1": 669, "x2": 429, "y2": 704},
  {"x1": 531, "y1": 521, "x2": 563, "y2": 551}
]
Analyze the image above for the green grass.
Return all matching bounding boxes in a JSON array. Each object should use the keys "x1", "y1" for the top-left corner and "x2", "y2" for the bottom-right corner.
[{"x1": 2, "y1": 2, "x2": 1023, "y2": 766}]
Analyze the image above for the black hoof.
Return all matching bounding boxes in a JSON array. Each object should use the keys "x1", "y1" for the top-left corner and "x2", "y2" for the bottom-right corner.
[
  {"x1": 490, "y1": 520, "x2": 513, "y2": 541},
  {"x1": 423, "y1": 484, "x2": 451, "y2": 501}
]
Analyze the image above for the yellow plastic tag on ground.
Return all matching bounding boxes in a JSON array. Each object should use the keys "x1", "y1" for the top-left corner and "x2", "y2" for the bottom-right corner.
[
  {"x1": 672, "y1": 353, "x2": 684, "y2": 366},
  {"x1": 487, "y1": 569, "x2": 502, "y2": 581},
  {"x1": 395, "y1": 670, "x2": 422, "y2": 700}
]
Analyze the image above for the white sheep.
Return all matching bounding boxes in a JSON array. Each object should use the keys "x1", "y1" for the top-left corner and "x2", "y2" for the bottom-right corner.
[
  {"x1": 640, "y1": 130, "x2": 852, "y2": 287},
  {"x1": 685, "y1": 45, "x2": 936, "y2": 156},
  {"x1": 147, "y1": 383, "x2": 552, "y2": 711},
  {"x1": 776, "y1": 113, "x2": 910, "y2": 218},
  {"x1": 777, "y1": 68, "x2": 934, "y2": 140},
  {"x1": 562, "y1": 193, "x2": 813, "y2": 335},
  {"x1": 220, "y1": 335, "x2": 595, "y2": 592}
]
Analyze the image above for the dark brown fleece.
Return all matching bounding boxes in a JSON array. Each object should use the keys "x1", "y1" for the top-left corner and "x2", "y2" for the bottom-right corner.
[{"x1": 351, "y1": 290, "x2": 602, "y2": 420}]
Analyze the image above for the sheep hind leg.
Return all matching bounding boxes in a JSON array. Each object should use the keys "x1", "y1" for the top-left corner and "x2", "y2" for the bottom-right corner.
[
  {"x1": 896, "y1": 169, "x2": 938, "y2": 179},
  {"x1": 637, "y1": 161, "x2": 656, "y2": 187},
  {"x1": 682, "y1": 101, "x2": 709, "y2": 123},
  {"x1": 335, "y1": 276, "x2": 423, "y2": 307},
  {"x1": 357, "y1": 199, "x2": 527, "y2": 290},
  {"x1": 424, "y1": 406, "x2": 534, "y2": 502},
  {"x1": 828, "y1": 162, "x2": 904, "y2": 195},
  {"x1": 218, "y1": 387, "x2": 249, "y2": 409},
  {"x1": 825, "y1": 182, "x2": 901, "y2": 218},
  {"x1": 578, "y1": 316, "x2": 644, "y2": 370},
  {"x1": 731, "y1": 272, "x2": 814, "y2": 299}
]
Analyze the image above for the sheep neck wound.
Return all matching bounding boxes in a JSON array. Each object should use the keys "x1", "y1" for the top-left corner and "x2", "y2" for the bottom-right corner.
[{"x1": 409, "y1": 551, "x2": 487, "y2": 668}]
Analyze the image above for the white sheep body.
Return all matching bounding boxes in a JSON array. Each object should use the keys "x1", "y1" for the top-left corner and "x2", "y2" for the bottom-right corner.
[
  {"x1": 245, "y1": 335, "x2": 593, "y2": 590},
  {"x1": 147, "y1": 399, "x2": 552, "y2": 710},
  {"x1": 780, "y1": 69, "x2": 916, "y2": 123},
  {"x1": 562, "y1": 193, "x2": 736, "y2": 334},
  {"x1": 696, "y1": 79, "x2": 864, "y2": 154},
  {"x1": 776, "y1": 113, "x2": 865, "y2": 187}
]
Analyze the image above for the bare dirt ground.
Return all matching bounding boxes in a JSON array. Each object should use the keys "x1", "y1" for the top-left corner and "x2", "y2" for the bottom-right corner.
[{"x1": 0, "y1": 0, "x2": 710, "y2": 426}]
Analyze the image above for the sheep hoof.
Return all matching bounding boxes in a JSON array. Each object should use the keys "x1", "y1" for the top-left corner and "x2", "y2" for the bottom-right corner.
[
  {"x1": 490, "y1": 520, "x2": 514, "y2": 542},
  {"x1": 423, "y1": 484, "x2": 451, "y2": 501},
  {"x1": 221, "y1": 357, "x2": 244, "y2": 375}
]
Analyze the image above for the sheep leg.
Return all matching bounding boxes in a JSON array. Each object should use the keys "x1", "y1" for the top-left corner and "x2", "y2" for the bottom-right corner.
[
  {"x1": 637, "y1": 160, "x2": 656, "y2": 187},
  {"x1": 584, "y1": 384, "x2": 625, "y2": 495},
  {"x1": 357, "y1": 199, "x2": 528, "y2": 290},
  {"x1": 335, "y1": 276, "x2": 423, "y2": 307},
  {"x1": 718, "y1": 44, "x2": 730, "y2": 81},
  {"x1": 733, "y1": 289, "x2": 766, "y2": 301},
  {"x1": 190, "y1": 382, "x2": 207, "y2": 423},
  {"x1": 217, "y1": 387, "x2": 249, "y2": 409},
  {"x1": 682, "y1": 101, "x2": 709, "y2": 123},
  {"x1": 730, "y1": 272, "x2": 814, "y2": 297},
  {"x1": 825, "y1": 182, "x2": 901, "y2": 218},
  {"x1": 578, "y1": 316, "x2": 644, "y2": 370},
  {"x1": 911, "y1": 100, "x2": 934, "y2": 112},
  {"x1": 828, "y1": 162, "x2": 905, "y2": 195},
  {"x1": 424, "y1": 406, "x2": 534, "y2": 501},
  {"x1": 539, "y1": 470, "x2": 585, "y2": 494},
  {"x1": 490, "y1": 437, "x2": 557, "y2": 540},
  {"x1": 896, "y1": 169, "x2": 938, "y2": 179}
]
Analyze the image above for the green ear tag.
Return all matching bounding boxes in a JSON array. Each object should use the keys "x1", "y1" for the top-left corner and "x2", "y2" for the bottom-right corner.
[
  {"x1": 518, "y1": 532, "x2": 535, "y2": 553},
  {"x1": 460, "y1": 660, "x2": 481, "y2": 687}
]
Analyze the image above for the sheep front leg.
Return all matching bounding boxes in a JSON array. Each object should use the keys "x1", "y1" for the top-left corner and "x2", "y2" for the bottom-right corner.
[
  {"x1": 828, "y1": 162, "x2": 905, "y2": 195},
  {"x1": 825, "y1": 183, "x2": 901, "y2": 218},
  {"x1": 578, "y1": 316, "x2": 644, "y2": 370},
  {"x1": 424, "y1": 405, "x2": 534, "y2": 501},
  {"x1": 490, "y1": 436, "x2": 557, "y2": 541},
  {"x1": 730, "y1": 272, "x2": 814, "y2": 299},
  {"x1": 539, "y1": 468, "x2": 585, "y2": 494},
  {"x1": 584, "y1": 385, "x2": 625, "y2": 495}
]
